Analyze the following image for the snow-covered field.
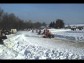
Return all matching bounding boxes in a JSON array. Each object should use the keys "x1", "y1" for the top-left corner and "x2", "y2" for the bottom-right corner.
[
  {"x1": 48, "y1": 29, "x2": 84, "y2": 42},
  {"x1": 0, "y1": 29, "x2": 84, "y2": 59}
]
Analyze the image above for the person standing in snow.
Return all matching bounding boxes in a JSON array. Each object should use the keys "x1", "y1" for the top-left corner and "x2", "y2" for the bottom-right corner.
[
  {"x1": 0, "y1": 29, "x2": 5, "y2": 44},
  {"x1": 38, "y1": 29, "x2": 41, "y2": 35},
  {"x1": 42, "y1": 29, "x2": 46, "y2": 35},
  {"x1": 0, "y1": 30, "x2": 3, "y2": 44}
]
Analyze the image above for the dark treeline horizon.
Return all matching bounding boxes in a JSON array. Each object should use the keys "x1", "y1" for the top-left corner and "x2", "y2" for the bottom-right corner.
[
  {"x1": 0, "y1": 8, "x2": 47, "y2": 30},
  {"x1": 0, "y1": 7, "x2": 66, "y2": 31}
]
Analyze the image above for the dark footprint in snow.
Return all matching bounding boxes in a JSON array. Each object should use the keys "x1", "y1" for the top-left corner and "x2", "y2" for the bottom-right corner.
[
  {"x1": 45, "y1": 49, "x2": 52, "y2": 58},
  {"x1": 24, "y1": 50, "x2": 33, "y2": 58},
  {"x1": 24, "y1": 50, "x2": 31, "y2": 56},
  {"x1": 35, "y1": 56, "x2": 40, "y2": 60}
]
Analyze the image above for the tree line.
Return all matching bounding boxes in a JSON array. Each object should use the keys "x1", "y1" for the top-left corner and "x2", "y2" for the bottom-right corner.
[
  {"x1": 0, "y1": 8, "x2": 65, "y2": 31},
  {"x1": 0, "y1": 8, "x2": 46, "y2": 31},
  {"x1": 49, "y1": 19, "x2": 65, "y2": 28}
]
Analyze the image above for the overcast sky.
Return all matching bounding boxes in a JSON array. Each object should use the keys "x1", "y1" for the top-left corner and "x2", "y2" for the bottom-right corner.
[{"x1": 0, "y1": 4, "x2": 84, "y2": 25}]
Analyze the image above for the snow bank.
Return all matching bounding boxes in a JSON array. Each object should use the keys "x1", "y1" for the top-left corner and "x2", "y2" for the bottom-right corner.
[{"x1": 0, "y1": 30, "x2": 84, "y2": 59}]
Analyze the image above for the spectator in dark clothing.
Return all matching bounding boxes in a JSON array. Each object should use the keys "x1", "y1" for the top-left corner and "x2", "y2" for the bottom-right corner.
[
  {"x1": 38, "y1": 29, "x2": 41, "y2": 35},
  {"x1": 42, "y1": 30, "x2": 45, "y2": 35},
  {"x1": 0, "y1": 38, "x2": 4, "y2": 44}
]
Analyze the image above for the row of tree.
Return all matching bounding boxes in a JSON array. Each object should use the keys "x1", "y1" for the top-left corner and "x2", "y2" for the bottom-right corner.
[
  {"x1": 0, "y1": 8, "x2": 46, "y2": 30},
  {"x1": 0, "y1": 7, "x2": 65, "y2": 30},
  {"x1": 49, "y1": 19, "x2": 65, "y2": 28}
]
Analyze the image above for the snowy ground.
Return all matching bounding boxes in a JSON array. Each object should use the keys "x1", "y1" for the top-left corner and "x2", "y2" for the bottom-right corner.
[
  {"x1": 0, "y1": 29, "x2": 84, "y2": 59},
  {"x1": 48, "y1": 29, "x2": 84, "y2": 42}
]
